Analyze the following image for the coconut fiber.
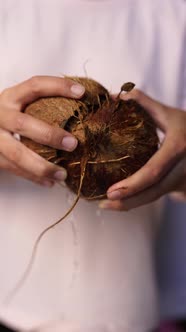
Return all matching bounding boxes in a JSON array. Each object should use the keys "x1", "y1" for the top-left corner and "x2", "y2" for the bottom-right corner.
[{"x1": 22, "y1": 77, "x2": 158, "y2": 199}]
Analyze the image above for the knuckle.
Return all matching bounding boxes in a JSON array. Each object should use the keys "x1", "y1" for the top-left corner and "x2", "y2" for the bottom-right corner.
[
  {"x1": 37, "y1": 166, "x2": 47, "y2": 178},
  {"x1": 0, "y1": 89, "x2": 19, "y2": 112},
  {"x1": 130, "y1": 89, "x2": 141, "y2": 101},
  {"x1": 13, "y1": 114, "x2": 25, "y2": 132},
  {"x1": 9, "y1": 146, "x2": 22, "y2": 164},
  {"x1": 1, "y1": 88, "x2": 11, "y2": 99},
  {"x1": 145, "y1": 163, "x2": 161, "y2": 182},
  {"x1": 28, "y1": 76, "x2": 41, "y2": 95},
  {"x1": 173, "y1": 137, "x2": 186, "y2": 156},
  {"x1": 0, "y1": 130, "x2": 10, "y2": 141},
  {"x1": 0, "y1": 88, "x2": 16, "y2": 107},
  {"x1": 35, "y1": 161, "x2": 48, "y2": 178},
  {"x1": 42, "y1": 127, "x2": 64, "y2": 148},
  {"x1": 50, "y1": 128, "x2": 64, "y2": 147},
  {"x1": 150, "y1": 167, "x2": 161, "y2": 180},
  {"x1": 58, "y1": 78, "x2": 72, "y2": 96},
  {"x1": 42, "y1": 128, "x2": 53, "y2": 145},
  {"x1": 37, "y1": 162, "x2": 54, "y2": 178},
  {"x1": 61, "y1": 77, "x2": 73, "y2": 89}
]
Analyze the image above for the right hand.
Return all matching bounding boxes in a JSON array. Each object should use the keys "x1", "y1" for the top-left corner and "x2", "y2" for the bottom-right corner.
[
  {"x1": 102, "y1": 90, "x2": 186, "y2": 210},
  {"x1": 0, "y1": 76, "x2": 85, "y2": 186}
]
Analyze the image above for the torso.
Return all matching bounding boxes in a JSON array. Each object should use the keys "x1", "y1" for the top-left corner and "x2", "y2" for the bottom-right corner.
[{"x1": 0, "y1": 1, "x2": 185, "y2": 331}]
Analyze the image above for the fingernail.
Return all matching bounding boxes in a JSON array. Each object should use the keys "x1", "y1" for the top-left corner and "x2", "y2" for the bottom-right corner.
[
  {"x1": 61, "y1": 136, "x2": 78, "y2": 151},
  {"x1": 71, "y1": 84, "x2": 85, "y2": 97},
  {"x1": 99, "y1": 200, "x2": 111, "y2": 209},
  {"x1": 107, "y1": 190, "x2": 122, "y2": 200},
  {"x1": 53, "y1": 169, "x2": 67, "y2": 181},
  {"x1": 42, "y1": 180, "x2": 54, "y2": 187}
]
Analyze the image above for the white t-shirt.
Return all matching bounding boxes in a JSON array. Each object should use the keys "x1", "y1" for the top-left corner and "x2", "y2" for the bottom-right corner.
[{"x1": 0, "y1": 1, "x2": 185, "y2": 331}]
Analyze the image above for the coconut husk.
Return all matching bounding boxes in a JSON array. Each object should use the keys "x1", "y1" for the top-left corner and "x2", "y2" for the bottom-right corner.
[{"x1": 22, "y1": 77, "x2": 158, "y2": 199}]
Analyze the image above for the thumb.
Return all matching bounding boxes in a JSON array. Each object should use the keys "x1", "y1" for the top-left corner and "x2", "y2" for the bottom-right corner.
[{"x1": 120, "y1": 89, "x2": 170, "y2": 132}]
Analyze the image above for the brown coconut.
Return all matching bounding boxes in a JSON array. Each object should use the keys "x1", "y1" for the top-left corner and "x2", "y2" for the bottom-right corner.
[{"x1": 22, "y1": 77, "x2": 158, "y2": 199}]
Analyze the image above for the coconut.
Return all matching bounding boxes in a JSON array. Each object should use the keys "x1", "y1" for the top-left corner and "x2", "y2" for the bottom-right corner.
[{"x1": 22, "y1": 77, "x2": 158, "y2": 199}]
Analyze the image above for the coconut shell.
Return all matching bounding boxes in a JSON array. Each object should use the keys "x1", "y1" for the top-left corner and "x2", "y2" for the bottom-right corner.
[{"x1": 22, "y1": 77, "x2": 158, "y2": 199}]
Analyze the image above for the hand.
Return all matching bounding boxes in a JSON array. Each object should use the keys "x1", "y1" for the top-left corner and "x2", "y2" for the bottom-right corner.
[
  {"x1": 99, "y1": 90, "x2": 186, "y2": 210},
  {"x1": 0, "y1": 76, "x2": 85, "y2": 186}
]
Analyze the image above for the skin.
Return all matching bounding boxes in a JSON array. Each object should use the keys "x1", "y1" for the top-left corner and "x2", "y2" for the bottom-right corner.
[
  {"x1": 0, "y1": 76, "x2": 85, "y2": 186},
  {"x1": 99, "y1": 89, "x2": 186, "y2": 211}
]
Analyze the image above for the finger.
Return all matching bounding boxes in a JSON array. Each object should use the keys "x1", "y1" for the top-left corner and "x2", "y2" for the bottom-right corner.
[
  {"x1": 1, "y1": 76, "x2": 85, "y2": 106},
  {"x1": 103, "y1": 159, "x2": 184, "y2": 210},
  {"x1": 99, "y1": 199, "x2": 128, "y2": 211},
  {"x1": 0, "y1": 129, "x2": 67, "y2": 181},
  {"x1": 169, "y1": 192, "x2": 186, "y2": 202},
  {"x1": 1, "y1": 112, "x2": 78, "y2": 151},
  {"x1": 107, "y1": 132, "x2": 184, "y2": 200},
  {"x1": 0, "y1": 153, "x2": 54, "y2": 187},
  {"x1": 101, "y1": 184, "x2": 160, "y2": 211},
  {"x1": 120, "y1": 89, "x2": 171, "y2": 131},
  {"x1": 103, "y1": 184, "x2": 162, "y2": 210}
]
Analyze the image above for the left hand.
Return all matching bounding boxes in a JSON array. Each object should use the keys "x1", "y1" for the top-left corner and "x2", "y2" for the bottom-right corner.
[{"x1": 99, "y1": 90, "x2": 186, "y2": 211}]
